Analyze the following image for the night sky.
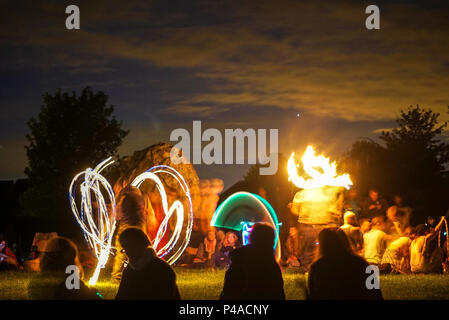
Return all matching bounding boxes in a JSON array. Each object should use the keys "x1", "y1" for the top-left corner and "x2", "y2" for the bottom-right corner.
[{"x1": 1, "y1": 0, "x2": 448, "y2": 189}]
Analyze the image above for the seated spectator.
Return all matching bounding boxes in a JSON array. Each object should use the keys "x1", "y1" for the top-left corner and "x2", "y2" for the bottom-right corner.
[
  {"x1": 307, "y1": 228, "x2": 383, "y2": 300},
  {"x1": 380, "y1": 236, "x2": 412, "y2": 274},
  {"x1": 285, "y1": 226, "x2": 301, "y2": 267},
  {"x1": 0, "y1": 235, "x2": 19, "y2": 271},
  {"x1": 340, "y1": 211, "x2": 364, "y2": 255},
  {"x1": 214, "y1": 231, "x2": 239, "y2": 269},
  {"x1": 28, "y1": 237, "x2": 101, "y2": 300},
  {"x1": 360, "y1": 189, "x2": 388, "y2": 219},
  {"x1": 23, "y1": 232, "x2": 59, "y2": 272},
  {"x1": 386, "y1": 206, "x2": 404, "y2": 236},
  {"x1": 393, "y1": 194, "x2": 403, "y2": 207},
  {"x1": 116, "y1": 228, "x2": 180, "y2": 300},
  {"x1": 194, "y1": 228, "x2": 220, "y2": 268},
  {"x1": 426, "y1": 216, "x2": 437, "y2": 229},
  {"x1": 360, "y1": 219, "x2": 371, "y2": 234},
  {"x1": 363, "y1": 217, "x2": 397, "y2": 265},
  {"x1": 393, "y1": 195, "x2": 412, "y2": 228},
  {"x1": 220, "y1": 223, "x2": 285, "y2": 300},
  {"x1": 410, "y1": 217, "x2": 446, "y2": 274}
]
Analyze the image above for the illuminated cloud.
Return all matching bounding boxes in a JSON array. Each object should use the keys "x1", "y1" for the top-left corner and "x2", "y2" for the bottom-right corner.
[
  {"x1": 372, "y1": 128, "x2": 394, "y2": 134},
  {"x1": 1, "y1": 0, "x2": 448, "y2": 183}
]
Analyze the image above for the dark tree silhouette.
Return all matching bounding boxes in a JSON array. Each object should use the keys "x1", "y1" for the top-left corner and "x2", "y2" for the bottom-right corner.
[
  {"x1": 380, "y1": 105, "x2": 448, "y2": 219},
  {"x1": 21, "y1": 87, "x2": 129, "y2": 221},
  {"x1": 344, "y1": 105, "x2": 449, "y2": 223},
  {"x1": 342, "y1": 138, "x2": 387, "y2": 195}
]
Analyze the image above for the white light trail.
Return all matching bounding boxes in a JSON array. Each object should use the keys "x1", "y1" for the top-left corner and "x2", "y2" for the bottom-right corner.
[
  {"x1": 69, "y1": 161, "x2": 193, "y2": 285},
  {"x1": 69, "y1": 157, "x2": 116, "y2": 286}
]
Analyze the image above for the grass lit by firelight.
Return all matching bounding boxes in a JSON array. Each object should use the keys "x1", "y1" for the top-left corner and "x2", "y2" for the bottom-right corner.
[{"x1": 0, "y1": 268, "x2": 448, "y2": 300}]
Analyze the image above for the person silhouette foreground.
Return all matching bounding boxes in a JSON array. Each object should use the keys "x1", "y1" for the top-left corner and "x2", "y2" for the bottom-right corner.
[
  {"x1": 220, "y1": 223, "x2": 285, "y2": 300},
  {"x1": 115, "y1": 228, "x2": 180, "y2": 300},
  {"x1": 307, "y1": 228, "x2": 383, "y2": 300},
  {"x1": 28, "y1": 237, "x2": 101, "y2": 300}
]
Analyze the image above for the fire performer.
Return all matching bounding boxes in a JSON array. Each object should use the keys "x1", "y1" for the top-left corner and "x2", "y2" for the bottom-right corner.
[{"x1": 287, "y1": 146, "x2": 353, "y2": 271}]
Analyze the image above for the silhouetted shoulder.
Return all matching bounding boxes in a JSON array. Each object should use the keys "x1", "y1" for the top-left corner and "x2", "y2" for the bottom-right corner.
[
  {"x1": 349, "y1": 254, "x2": 370, "y2": 269},
  {"x1": 230, "y1": 245, "x2": 251, "y2": 261},
  {"x1": 152, "y1": 256, "x2": 176, "y2": 276}
]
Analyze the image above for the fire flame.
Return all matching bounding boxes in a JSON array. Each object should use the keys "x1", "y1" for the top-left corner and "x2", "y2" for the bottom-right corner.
[{"x1": 288, "y1": 146, "x2": 352, "y2": 189}]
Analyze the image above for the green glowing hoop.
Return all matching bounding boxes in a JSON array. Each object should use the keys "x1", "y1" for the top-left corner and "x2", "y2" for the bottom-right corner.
[{"x1": 210, "y1": 191, "x2": 281, "y2": 259}]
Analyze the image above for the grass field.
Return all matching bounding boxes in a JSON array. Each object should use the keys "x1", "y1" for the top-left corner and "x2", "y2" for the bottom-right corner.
[{"x1": 1, "y1": 268, "x2": 449, "y2": 300}]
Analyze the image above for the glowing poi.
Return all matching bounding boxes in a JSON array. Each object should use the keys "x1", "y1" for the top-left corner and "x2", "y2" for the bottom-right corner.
[
  {"x1": 69, "y1": 157, "x2": 117, "y2": 286},
  {"x1": 210, "y1": 191, "x2": 281, "y2": 261},
  {"x1": 69, "y1": 160, "x2": 193, "y2": 285},
  {"x1": 130, "y1": 165, "x2": 193, "y2": 264}
]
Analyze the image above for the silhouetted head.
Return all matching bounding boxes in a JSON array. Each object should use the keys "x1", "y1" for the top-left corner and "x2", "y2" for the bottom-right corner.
[
  {"x1": 415, "y1": 224, "x2": 429, "y2": 237},
  {"x1": 368, "y1": 189, "x2": 379, "y2": 201},
  {"x1": 371, "y1": 216, "x2": 386, "y2": 231},
  {"x1": 224, "y1": 231, "x2": 238, "y2": 247},
  {"x1": 216, "y1": 230, "x2": 225, "y2": 242},
  {"x1": 119, "y1": 228, "x2": 151, "y2": 262},
  {"x1": 289, "y1": 226, "x2": 299, "y2": 237},
  {"x1": 394, "y1": 195, "x2": 403, "y2": 206},
  {"x1": 206, "y1": 229, "x2": 216, "y2": 241},
  {"x1": 249, "y1": 223, "x2": 275, "y2": 249},
  {"x1": 116, "y1": 186, "x2": 145, "y2": 224},
  {"x1": 426, "y1": 216, "x2": 436, "y2": 227},
  {"x1": 360, "y1": 219, "x2": 371, "y2": 234},
  {"x1": 404, "y1": 226, "x2": 415, "y2": 237},
  {"x1": 40, "y1": 237, "x2": 83, "y2": 277},
  {"x1": 318, "y1": 228, "x2": 350, "y2": 259},
  {"x1": 387, "y1": 206, "x2": 398, "y2": 221},
  {"x1": 344, "y1": 211, "x2": 357, "y2": 226}
]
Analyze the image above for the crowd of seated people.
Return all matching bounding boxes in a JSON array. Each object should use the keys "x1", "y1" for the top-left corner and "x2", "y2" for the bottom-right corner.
[
  {"x1": 179, "y1": 225, "x2": 240, "y2": 269},
  {"x1": 1, "y1": 186, "x2": 448, "y2": 301},
  {"x1": 284, "y1": 188, "x2": 448, "y2": 275}
]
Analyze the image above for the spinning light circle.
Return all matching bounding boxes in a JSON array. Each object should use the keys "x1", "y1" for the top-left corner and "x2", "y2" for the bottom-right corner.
[
  {"x1": 69, "y1": 160, "x2": 193, "y2": 285},
  {"x1": 210, "y1": 191, "x2": 281, "y2": 261},
  {"x1": 131, "y1": 165, "x2": 194, "y2": 265}
]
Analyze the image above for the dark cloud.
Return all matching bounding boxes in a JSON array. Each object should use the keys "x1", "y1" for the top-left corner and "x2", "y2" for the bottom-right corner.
[{"x1": 1, "y1": 0, "x2": 448, "y2": 188}]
